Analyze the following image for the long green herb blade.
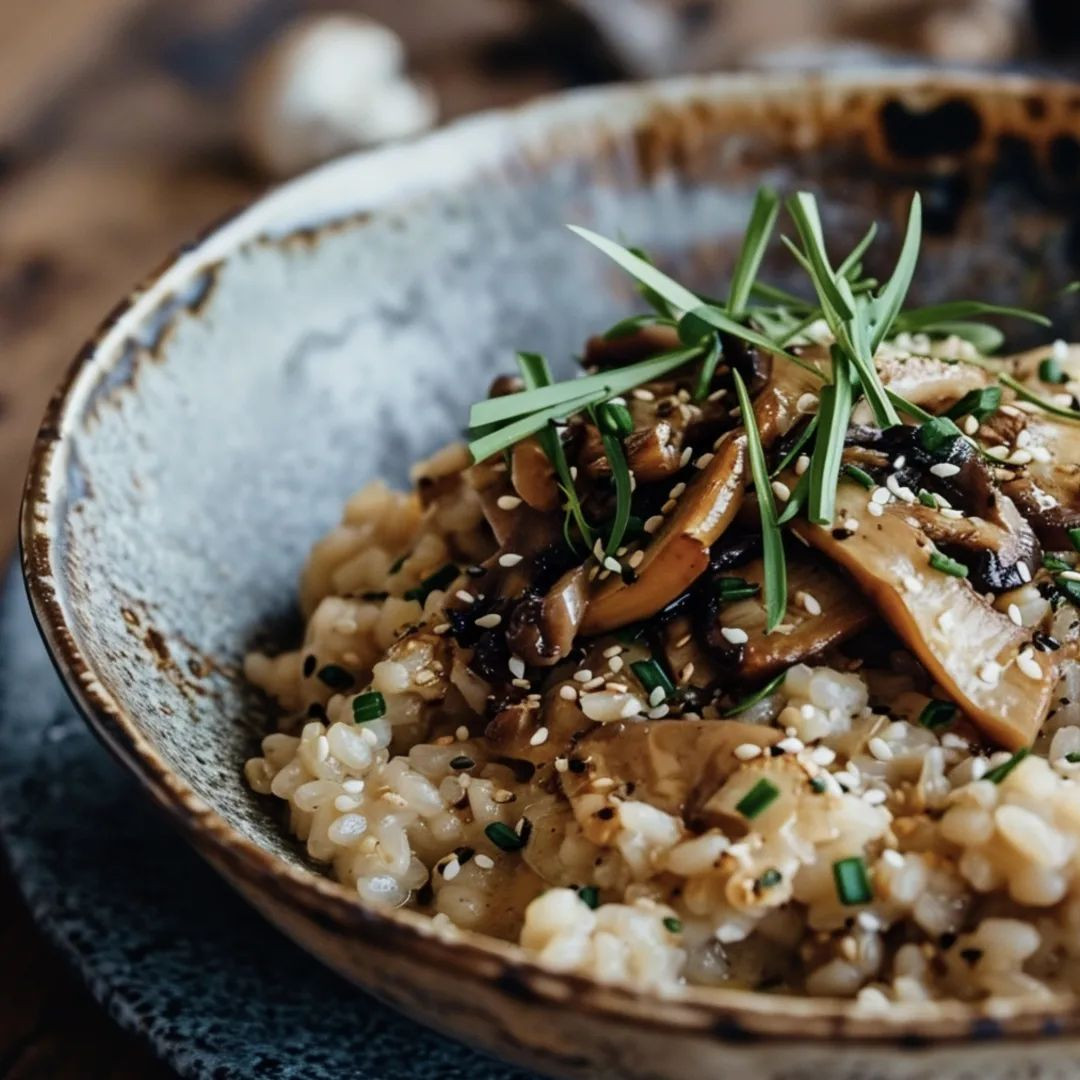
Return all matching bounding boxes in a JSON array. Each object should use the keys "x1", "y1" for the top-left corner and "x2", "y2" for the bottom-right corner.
[
  {"x1": 808, "y1": 348, "x2": 854, "y2": 525},
  {"x1": 837, "y1": 222, "x2": 878, "y2": 280},
  {"x1": 727, "y1": 187, "x2": 780, "y2": 315},
  {"x1": 776, "y1": 469, "x2": 810, "y2": 524},
  {"x1": 468, "y1": 388, "x2": 606, "y2": 462},
  {"x1": 600, "y1": 428, "x2": 632, "y2": 554},
  {"x1": 679, "y1": 305, "x2": 799, "y2": 364},
  {"x1": 770, "y1": 414, "x2": 819, "y2": 478},
  {"x1": 1000, "y1": 374, "x2": 1080, "y2": 423},
  {"x1": 786, "y1": 193, "x2": 853, "y2": 320},
  {"x1": 895, "y1": 301, "x2": 1051, "y2": 331},
  {"x1": 750, "y1": 280, "x2": 815, "y2": 311},
  {"x1": 517, "y1": 352, "x2": 594, "y2": 547},
  {"x1": 867, "y1": 193, "x2": 922, "y2": 352},
  {"x1": 568, "y1": 226, "x2": 701, "y2": 313},
  {"x1": 470, "y1": 346, "x2": 702, "y2": 428},
  {"x1": 693, "y1": 333, "x2": 723, "y2": 401},
  {"x1": 732, "y1": 370, "x2": 786, "y2": 631}
]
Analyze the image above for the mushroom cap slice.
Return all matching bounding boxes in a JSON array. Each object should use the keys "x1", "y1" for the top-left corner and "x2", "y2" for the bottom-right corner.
[
  {"x1": 790, "y1": 478, "x2": 1055, "y2": 749},
  {"x1": 580, "y1": 431, "x2": 747, "y2": 635},
  {"x1": 704, "y1": 554, "x2": 874, "y2": 680}
]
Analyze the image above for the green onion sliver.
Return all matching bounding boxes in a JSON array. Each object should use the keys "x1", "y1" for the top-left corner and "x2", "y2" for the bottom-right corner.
[
  {"x1": 984, "y1": 747, "x2": 1029, "y2": 785},
  {"x1": 842, "y1": 463, "x2": 874, "y2": 490},
  {"x1": 833, "y1": 856, "x2": 872, "y2": 905},
  {"x1": 577, "y1": 885, "x2": 599, "y2": 909},
  {"x1": 929, "y1": 551, "x2": 968, "y2": 578},
  {"x1": 1069, "y1": 528, "x2": 1080, "y2": 553},
  {"x1": 485, "y1": 822, "x2": 526, "y2": 852},
  {"x1": 918, "y1": 699, "x2": 956, "y2": 730},
  {"x1": 352, "y1": 691, "x2": 386, "y2": 724},
  {"x1": 663, "y1": 916, "x2": 683, "y2": 934},
  {"x1": 630, "y1": 658, "x2": 676, "y2": 702},
  {"x1": 722, "y1": 670, "x2": 786, "y2": 718},
  {"x1": 735, "y1": 777, "x2": 780, "y2": 820},
  {"x1": 1040, "y1": 356, "x2": 1068, "y2": 384},
  {"x1": 713, "y1": 576, "x2": 760, "y2": 602}
]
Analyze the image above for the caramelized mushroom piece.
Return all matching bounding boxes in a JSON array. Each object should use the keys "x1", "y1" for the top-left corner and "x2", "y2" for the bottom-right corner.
[
  {"x1": 869, "y1": 351, "x2": 989, "y2": 415},
  {"x1": 580, "y1": 431, "x2": 747, "y2": 634},
  {"x1": 789, "y1": 477, "x2": 1055, "y2": 749},
  {"x1": 701, "y1": 553, "x2": 874, "y2": 679},
  {"x1": 583, "y1": 323, "x2": 681, "y2": 370},
  {"x1": 511, "y1": 437, "x2": 559, "y2": 511},
  {"x1": 506, "y1": 566, "x2": 589, "y2": 667}
]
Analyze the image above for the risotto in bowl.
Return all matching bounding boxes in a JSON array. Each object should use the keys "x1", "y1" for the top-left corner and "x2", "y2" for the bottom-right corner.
[{"x1": 23, "y1": 71, "x2": 1080, "y2": 1078}]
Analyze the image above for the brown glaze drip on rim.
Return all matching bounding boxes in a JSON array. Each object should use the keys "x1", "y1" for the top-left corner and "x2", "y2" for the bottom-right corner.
[{"x1": 18, "y1": 71, "x2": 1080, "y2": 1049}]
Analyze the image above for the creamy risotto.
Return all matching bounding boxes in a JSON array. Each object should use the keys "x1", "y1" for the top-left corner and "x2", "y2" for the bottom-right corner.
[{"x1": 244, "y1": 189, "x2": 1080, "y2": 1003}]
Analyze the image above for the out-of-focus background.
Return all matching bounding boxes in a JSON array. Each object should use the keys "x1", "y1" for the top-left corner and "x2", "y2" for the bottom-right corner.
[{"x1": 1, "y1": 1, "x2": 1079, "y2": 1074}]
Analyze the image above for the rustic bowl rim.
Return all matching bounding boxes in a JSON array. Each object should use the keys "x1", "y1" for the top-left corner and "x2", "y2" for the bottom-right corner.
[{"x1": 20, "y1": 68, "x2": 1080, "y2": 1045}]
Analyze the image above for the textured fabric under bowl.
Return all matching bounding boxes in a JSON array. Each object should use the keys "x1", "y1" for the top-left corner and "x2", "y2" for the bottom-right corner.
[{"x1": 0, "y1": 565, "x2": 534, "y2": 1080}]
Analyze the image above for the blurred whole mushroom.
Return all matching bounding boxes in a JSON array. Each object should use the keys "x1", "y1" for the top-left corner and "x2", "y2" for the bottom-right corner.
[{"x1": 238, "y1": 14, "x2": 437, "y2": 179}]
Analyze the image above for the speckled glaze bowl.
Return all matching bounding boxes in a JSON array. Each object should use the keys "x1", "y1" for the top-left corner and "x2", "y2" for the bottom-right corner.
[{"x1": 21, "y1": 71, "x2": 1080, "y2": 1078}]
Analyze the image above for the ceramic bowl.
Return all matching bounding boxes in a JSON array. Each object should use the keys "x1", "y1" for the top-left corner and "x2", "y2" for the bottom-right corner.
[{"x1": 21, "y1": 71, "x2": 1080, "y2": 1078}]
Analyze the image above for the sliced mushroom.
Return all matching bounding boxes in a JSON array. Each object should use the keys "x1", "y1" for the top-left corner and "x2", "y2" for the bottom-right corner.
[
  {"x1": 506, "y1": 566, "x2": 589, "y2": 667},
  {"x1": 701, "y1": 554, "x2": 874, "y2": 679},
  {"x1": 580, "y1": 431, "x2": 747, "y2": 634},
  {"x1": 870, "y1": 351, "x2": 989, "y2": 416},
  {"x1": 561, "y1": 719, "x2": 781, "y2": 843},
  {"x1": 583, "y1": 323, "x2": 681, "y2": 370},
  {"x1": 511, "y1": 437, "x2": 559, "y2": 511},
  {"x1": 789, "y1": 477, "x2": 1055, "y2": 749},
  {"x1": 753, "y1": 347, "x2": 827, "y2": 446}
]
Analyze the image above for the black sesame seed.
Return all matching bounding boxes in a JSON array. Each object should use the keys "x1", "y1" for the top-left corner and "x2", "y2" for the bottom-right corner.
[
  {"x1": 1033, "y1": 631, "x2": 1062, "y2": 652},
  {"x1": 939, "y1": 932, "x2": 958, "y2": 950},
  {"x1": 317, "y1": 664, "x2": 354, "y2": 691},
  {"x1": 305, "y1": 702, "x2": 327, "y2": 720},
  {"x1": 596, "y1": 807, "x2": 615, "y2": 820},
  {"x1": 960, "y1": 948, "x2": 983, "y2": 966},
  {"x1": 769, "y1": 745, "x2": 784, "y2": 757},
  {"x1": 568, "y1": 758, "x2": 587, "y2": 774},
  {"x1": 450, "y1": 756, "x2": 475, "y2": 770},
  {"x1": 302, "y1": 654, "x2": 317, "y2": 678},
  {"x1": 455, "y1": 846, "x2": 475, "y2": 864}
]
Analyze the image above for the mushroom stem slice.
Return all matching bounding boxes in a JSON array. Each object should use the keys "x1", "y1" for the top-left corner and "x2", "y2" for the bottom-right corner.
[
  {"x1": 790, "y1": 479, "x2": 1055, "y2": 749},
  {"x1": 580, "y1": 431, "x2": 747, "y2": 634}
]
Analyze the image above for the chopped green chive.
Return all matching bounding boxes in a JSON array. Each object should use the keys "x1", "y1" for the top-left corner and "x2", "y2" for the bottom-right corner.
[
  {"x1": 485, "y1": 822, "x2": 526, "y2": 852},
  {"x1": 577, "y1": 885, "x2": 599, "y2": 909},
  {"x1": 317, "y1": 664, "x2": 354, "y2": 691},
  {"x1": 929, "y1": 551, "x2": 968, "y2": 578},
  {"x1": 833, "y1": 856, "x2": 872, "y2": 905},
  {"x1": 809, "y1": 776, "x2": 828, "y2": 794},
  {"x1": 1040, "y1": 356, "x2": 1068, "y2": 384},
  {"x1": 663, "y1": 916, "x2": 683, "y2": 934},
  {"x1": 736, "y1": 778, "x2": 781, "y2": 819},
  {"x1": 918, "y1": 416, "x2": 964, "y2": 457},
  {"x1": 722, "y1": 671, "x2": 786, "y2": 718},
  {"x1": 917, "y1": 489, "x2": 938, "y2": 508},
  {"x1": 1066, "y1": 751, "x2": 1080, "y2": 764},
  {"x1": 919, "y1": 699, "x2": 956, "y2": 730},
  {"x1": 404, "y1": 563, "x2": 459, "y2": 603},
  {"x1": 630, "y1": 658, "x2": 676, "y2": 702},
  {"x1": 999, "y1": 374, "x2": 1080, "y2": 423},
  {"x1": 946, "y1": 385, "x2": 1002, "y2": 423},
  {"x1": 713, "y1": 576, "x2": 761, "y2": 602},
  {"x1": 597, "y1": 401, "x2": 634, "y2": 437},
  {"x1": 1044, "y1": 554, "x2": 1073, "y2": 572},
  {"x1": 352, "y1": 691, "x2": 386, "y2": 724},
  {"x1": 1057, "y1": 577, "x2": 1080, "y2": 606},
  {"x1": 1069, "y1": 528, "x2": 1080, "y2": 553},
  {"x1": 757, "y1": 868, "x2": 782, "y2": 890},
  {"x1": 984, "y1": 747, "x2": 1029, "y2": 784},
  {"x1": 842, "y1": 463, "x2": 874, "y2": 490},
  {"x1": 603, "y1": 314, "x2": 670, "y2": 340}
]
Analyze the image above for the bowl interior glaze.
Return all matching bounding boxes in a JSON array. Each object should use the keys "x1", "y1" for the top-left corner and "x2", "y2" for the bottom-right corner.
[{"x1": 21, "y1": 71, "x2": 1080, "y2": 1064}]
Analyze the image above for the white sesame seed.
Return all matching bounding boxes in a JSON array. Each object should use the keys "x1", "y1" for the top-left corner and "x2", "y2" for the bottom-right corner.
[
  {"x1": 893, "y1": 455, "x2": 907, "y2": 469},
  {"x1": 628, "y1": 549, "x2": 645, "y2": 569},
  {"x1": 496, "y1": 495, "x2": 522, "y2": 511},
  {"x1": 609, "y1": 655, "x2": 624, "y2": 673},
  {"x1": 962, "y1": 415, "x2": 979, "y2": 435},
  {"x1": 433, "y1": 623, "x2": 451, "y2": 635},
  {"x1": 1059, "y1": 570, "x2": 1080, "y2": 582},
  {"x1": 1018, "y1": 562, "x2": 1032, "y2": 583},
  {"x1": 679, "y1": 446, "x2": 693, "y2": 467},
  {"x1": 455, "y1": 590, "x2": 475, "y2": 604},
  {"x1": 796, "y1": 392, "x2": 819, "y2": 414},
  {"x1": 778, "y1": 737, "x2": 804, "y2": 754},
  {"x1": 455, "y1": 726, "x2": 469, "y2": 741},
  {"x1": 1007, "y1": 603, "x2": 1022, "y2": 626},
  {"x1": 856, "y1": 911, "x2": 882, "y2": 932},
  {"x1": 901, "y1": 574, "x2": 923, "y2": 594},
  {"x1": 632, "y1": 387, "x2": 655, "y2": 401},
  {"x1": 343, "y1": 779, "x2": 365, "y2": 795},
  {"x1": 771, "y1": 480, "x2": 791, "y2": 501},
  {"x1": 795, "y1": 454, "x2": 811, "y2": 476},
  {"x1": 679, "y1": 662, "x2": 695, "y2": 683},
  {"x1": 603, "y1": 556, "x2": 622, "y2": 574},
  {"x1": 1007, "y1": 449, "x2": 1033, "y2": 465},
  {"x1": 570, "y1": 466, "x2": 578, "y2": 480},
  {"x1": 929, "y1": 462, "x2": 961, "y2": 478},
  {"x1": 842, "y1": 517, "x2": 859, "y2": 532},
  {"x1": 1017, "y1": 649, "x2": 1042, "y2": 681},
  {"x1": 442, "y1": 859, "x2": 461, "y2": 881},
  {"x1": 644, "y1": 515, "x2": 664, "y2": 534},
  {"x1": 648, "y1": 686, "x2": 666, "y2": 707},
  {"x1": 529, "y1": 726, "x2": 549, "y2": 747},
  {"x1": 797, "y1": 590, "x2": 821, "y2": 616},
  {"x1": 707, "y1": 387, "x2": 728, "y2": 402},
  {"x1": 508, "y1": 656, "x2": 526, "y2": 679},
  {"x1": 669, "y1": 482, "x2": 687, "y2": 499},
  {"x1": 334, "y1": 795, "x2": 360, "y2": 813},
  {"x1": 734, "y1": 743, "x2": 762, "y2": 761},
  {"x1": 810, "y1": 746, "x2": 836, "y2": 766},
  {"x1": 573, "y1": 669, "x2": 594, "y2": 683},
  {"x1": 415, "y1": 669, "x2": 437, "y2": 685},
  {"x1": 1053, "y1": 338, "x2": 1069, "y2": 363},
  {"x1": 1031, "y1": 446, "x2": 1052, "y2": 463},
  {"x1": 720, "y1": 626, "x2": 749, "y2": 645},
  {"x1": 871, "y1": 487, "x2": 891, "y2": 505},
  {"x1": 880, "y1": 848, "x2": 904, "y2": 868},
  {"x1": 511, "y1": 678, "x2": 531, "y2": 690},
  {"x1": 499, "y1": 553, "x2": 524, "y2": 567},
  {"x1": 559, "y1": 684, "x2": 578, "y2": 701},
  {"x1": 661, "y1": 499, "x2": 678, "y2": 514},
  {"x1": 863, "y1": 789, "x2": 887, "y2": 806},
  {"x1": 868, "y1": 736, "x2": 893, "y2": 762},
  {"x1": 620, "y1": 697, "x2": 642, "y2": 718},
  {"x1": 1016, "y1": 428, "x2": 1032, "y2": 448},
  {"x1": 939, "y1": 507, "x2": 964, "y2": 519},
  {"x1": 695, "y1": 453, "x2": 714, "y2": 469},
  {"x1": 648, "y1": 704, "x2": 670, "y2": 719},
  {"x1": 985, "y1": 445, "x2": 1009, "y2": 460},
  {"x1": 582, "y1": 676, "x2": 606, "y2": 691},
  {"x1": 603, "y1": 644, "x2": 622, "y2": 658},
  {"x1": 867, "y1": 500, "x2": 884, "y2": 517},
  {"x1": 977, "y1": 660, "x2": 1001, "y2": 686},
  {"x1": 475, "y1": 853, "x2": 495, "y2": 870},
  {"x1": 474, "y1": 613, "x2": 502, "y2": 629}
]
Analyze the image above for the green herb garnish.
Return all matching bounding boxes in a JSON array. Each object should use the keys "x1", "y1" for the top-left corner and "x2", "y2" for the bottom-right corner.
[
  {"x1": 577, "y1": 885, "x2": 600, "y2": 909},
  {"x1": 833, "y1": 856, "x2": 872, "y2": 905},
  {"x1": 946, "y1": 385, "x2": 1002, "y2": 423},
  {"x1": 722, "y1": 671, "x2": 786, "y2": 717},
  {"x1": 808, "y1": 345, "x2": 853, "y2": 525},
  {"x1": 713, "y1": 577, "x2": 760, "y2": 602},
  {"x1": 1066, "y1": 751, "x2": 1080, "y2": 764},
  {"x1": 809, "y1": 776, "x2": 828, "y2": 793},
  {"x1": 918, "y1": 699, "x2": 956, "y2": 729},
  {"x1": 842, "y1": 463, "x2": 874, "y2": 490},
  {"x1": 929, "y1": 551, "x2": 968, "y2": 578},
  {"x1": 917, "y1": 490, "x2": 938, "y2": 508},
  {"x1": 770, "y1": 414, "x2": 819, "y2": 479},
  {"x1": 404, "y1": 563, "x2": 460, "y2": 604},
  {"x1": 736, "y1": 777, "x2": 781, "y2": 820},
  {"x1": 663, "y1": 916, "x2": 683, "y2": 933},
  {"x1": 757, "y1": 868, "x2": 783, "y2": 890},
  {"x1": 485, "y1": 822, "x2": 526, "y2": 852},
  {"x1": 352, "y1": 691, "x2": 386, "y2": 724},
  {"x1": 984, "y1": 747, "x2": 1030, "y2": 784},
  {"x1": 630, "y1": 658, "x2": 676, "y2": 702},
  {"x1": 918, "y1": 416, "x2": 964, "y2": 456},
  {"x1": 733, "y1": 369, "x2": 787, "y2": 631},
  {"x1": 1040, "y1": 356, "x2": 1068, "y2": 384},
  {"x1": 999, "y1": 374, "x2": 1080, "y2": 423},
  {"x1": 1068, "y1": 528, "x2": 1080, "y2": 553}
]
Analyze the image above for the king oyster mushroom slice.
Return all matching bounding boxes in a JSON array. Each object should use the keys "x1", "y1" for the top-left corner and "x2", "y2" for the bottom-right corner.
[
  {"x1": 582, "y1": 323, "x2": 681, "y2": 370},
  {"x1": 580, "y1": 431, "x2": 747, "y2": 634},
  {"x1": 702, "y1": 553, "x2": 874, "y2": 680},
  {"x1": 505, "y1": 566, "x2": 589, "y2": 667},
  {"x1": 788, "y1": 477, "x2": 1055, "y2": 749},
  {"x1": 561, "y1": 719, "x2": 782, "y2": 844},
  {"x1": 867, "y1": 350, "x2": 989, "y2": 417},
  {"x1": 511, "y1": 436, "x2": 559, "y2": 511}
]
